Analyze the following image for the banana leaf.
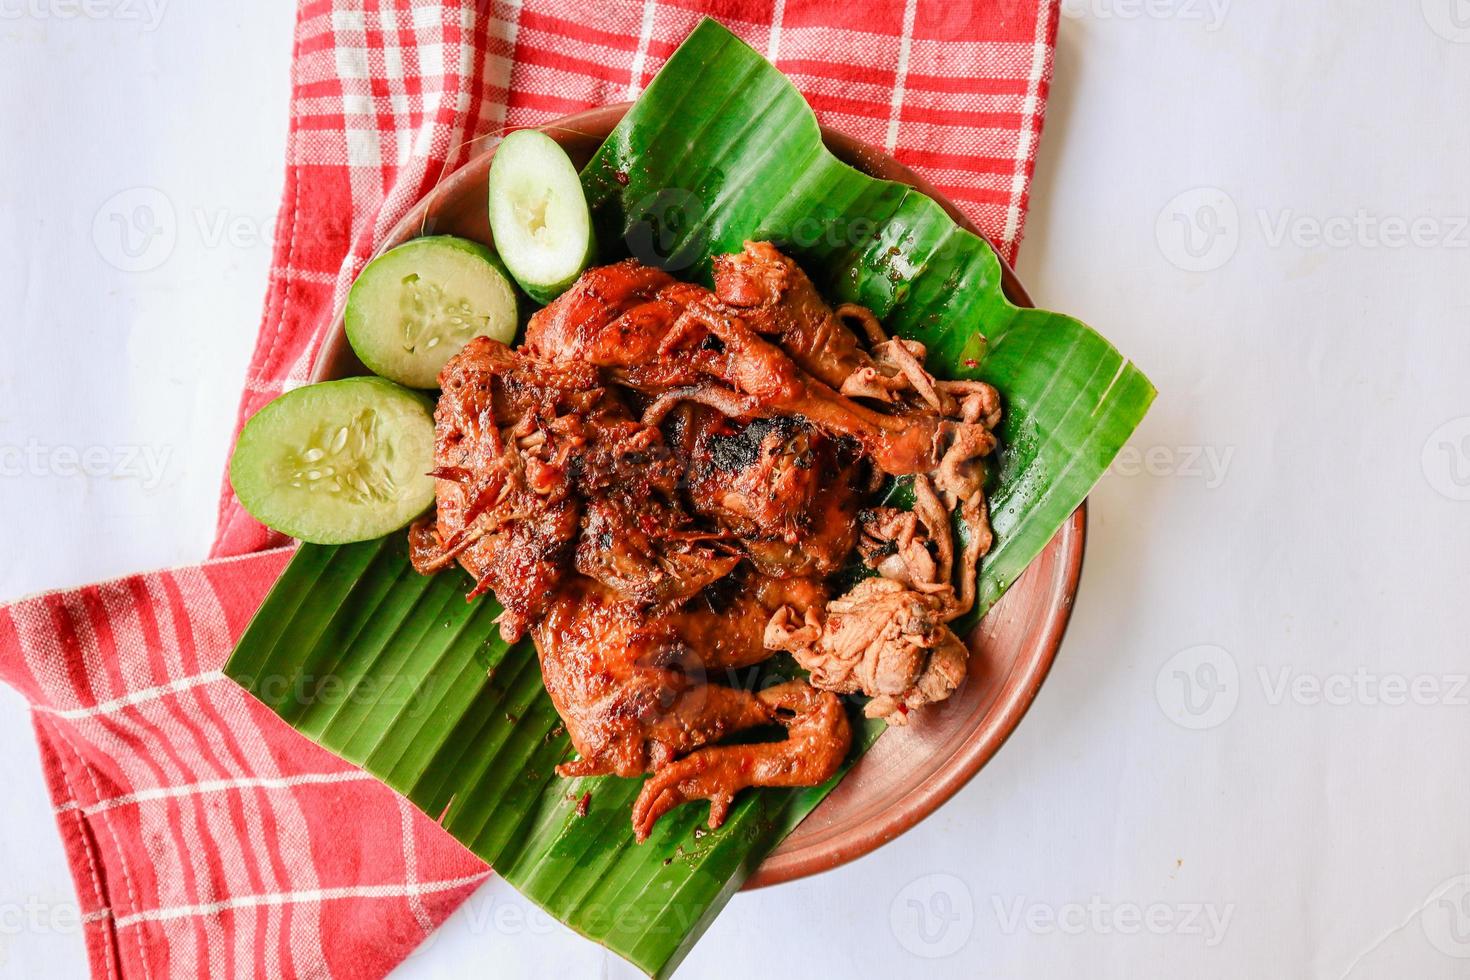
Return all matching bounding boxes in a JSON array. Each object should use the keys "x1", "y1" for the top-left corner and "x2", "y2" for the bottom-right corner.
[{"x1": 225, "y1": 18, "x2": 1154, "y2": 979}]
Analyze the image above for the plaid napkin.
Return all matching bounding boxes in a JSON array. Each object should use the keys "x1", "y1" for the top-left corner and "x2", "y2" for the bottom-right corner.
[{"x1": 0, "y1": 2, "x2": 1059, "y2": 977}]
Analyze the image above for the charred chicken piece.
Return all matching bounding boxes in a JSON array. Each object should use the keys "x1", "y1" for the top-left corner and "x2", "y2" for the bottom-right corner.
[
  {"x1": 534, "y1": 573, "x2": 848, "y2": 841},
  {"x1": 712, "y1": 240, "x2": 874, "y2": 390},
  {"x1": 712, "y1": 244, "x2": 1002, "y2": 720},
  {"x1": 418, "y1": 330, "x2": 851, "y2": 840},
  {"x1": 523, "y1": 257, "x2": 988, "y2": 483},
  {"x1": 714, "y1": 241, "x2": 1005, "y2": 508},
  {"x1": 410, "y1": 336, "x2": 729, "y2": 639},
  {"x1": 408, "y1": 337, "x2": 607, "y2": 640},
  {"x1": 411, "y1": 242, "x2": 1001, "y2": 839},
  {"x1": 667, "y1": 406, "x2": 864, "y2": 578},
  {"x1": 574, "y1": 496, "x2": 740, "y2": 608},
  {"x1": 630, "y1": 678, "x2": 851, "y2": 842}
]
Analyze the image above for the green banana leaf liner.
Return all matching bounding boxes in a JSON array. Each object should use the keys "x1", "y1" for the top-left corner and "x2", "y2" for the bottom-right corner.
[{"x1": 225, "y1": 18, "x2": 1155, "y2": 979}]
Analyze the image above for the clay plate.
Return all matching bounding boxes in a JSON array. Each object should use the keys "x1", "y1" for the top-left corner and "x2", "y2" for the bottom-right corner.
[{"x1": 311, "y1": 105, "x2": 1086, "y2": 890}]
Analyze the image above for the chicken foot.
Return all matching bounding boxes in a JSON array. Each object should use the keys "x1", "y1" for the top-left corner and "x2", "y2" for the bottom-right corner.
[{"x1": 630, "y1": 679, "x2": 851, "y2": 841}]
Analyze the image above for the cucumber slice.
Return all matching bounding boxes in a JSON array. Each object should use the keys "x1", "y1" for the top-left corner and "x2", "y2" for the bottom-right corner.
[
  {"x1": 229, "y1": 377, "x2": 436, "y2": 544},
  {"x1": 345, "y1": 236, "x2": 517, "y2": 389},
  {"x1": 487, "y1": 129, "x2": 595, "y2": 304}
]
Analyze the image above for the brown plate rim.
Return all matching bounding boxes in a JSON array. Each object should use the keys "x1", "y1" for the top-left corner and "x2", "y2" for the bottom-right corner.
[{"x1": 309, "y1": 103, "x2": 1086, "y2": 890}]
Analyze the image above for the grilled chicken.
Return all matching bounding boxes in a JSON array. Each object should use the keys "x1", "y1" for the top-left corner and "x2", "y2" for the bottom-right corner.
[
  {"x1": 523, "y1": 255, "x2": 993, "y2": 483},
  {"x1": 667, "y1": 407, "x2": 864, "y2": 578},
  {"x1": 411, "y1": 243, "x2": 1001, "y2": 839},
  {"x1": 712, "y1": 240, "x2": 874, "y2": 389}
]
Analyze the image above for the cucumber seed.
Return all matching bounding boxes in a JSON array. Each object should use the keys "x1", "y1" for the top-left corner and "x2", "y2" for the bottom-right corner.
[{"x1": 399, "y1": 273, "x2": 489, "y2": 354}]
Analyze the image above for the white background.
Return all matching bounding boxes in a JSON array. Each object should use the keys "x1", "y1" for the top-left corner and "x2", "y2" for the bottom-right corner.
[{"x1": 3, "y1": 1, "x2": 1470, "y2": 977}]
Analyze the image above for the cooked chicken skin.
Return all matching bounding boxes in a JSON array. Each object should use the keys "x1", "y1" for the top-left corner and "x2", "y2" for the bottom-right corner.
[
  {"x1": 524, "y1": 255, "x2": 990, "y2": 483},
  {"x1": 411, "y1": 244, "x2": 1000, "y2": 838},
  {"x1": 532, "y1": 573, "x2": 829, "y2": 767},
  {"x1": 668, "y1": 407, "x2": 864, "y2": 578},
  {"x1": 408, "y1": 339, "x2": 607, "y2": 640},
  {"x1": 713, "y1": 240, "x2": 874, "y2": 390},
  {"x1": 534, "y1": 572, "x2": 846, "y2": 842}
]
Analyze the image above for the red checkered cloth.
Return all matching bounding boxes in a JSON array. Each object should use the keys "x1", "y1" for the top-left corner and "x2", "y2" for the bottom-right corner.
[{"x1": 0, "y1": 2, "x2": 1060, "y2": 977}]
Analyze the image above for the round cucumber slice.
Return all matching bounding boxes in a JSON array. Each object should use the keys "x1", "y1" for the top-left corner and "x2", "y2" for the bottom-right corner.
[
  {"x1": 487, "y1": 129, "x2": 595, "y2": 304},
  {"x1": 229, "y1": 377, "x2": 436, "y2": 544},
  {"x1": 345, "y1": 235, "x2": 517, "y2": 389}
]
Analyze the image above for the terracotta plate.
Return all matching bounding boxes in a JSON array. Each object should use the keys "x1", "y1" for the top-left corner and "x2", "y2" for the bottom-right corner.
[{"x1": 311, "y1": 105, "x2": 1086, "y2": 890}]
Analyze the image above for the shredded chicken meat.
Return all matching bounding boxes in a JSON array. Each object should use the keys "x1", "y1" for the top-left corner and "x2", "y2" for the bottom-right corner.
[{"x1": 410, "y1": 242, "x2": 1002, "y2": 838}]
